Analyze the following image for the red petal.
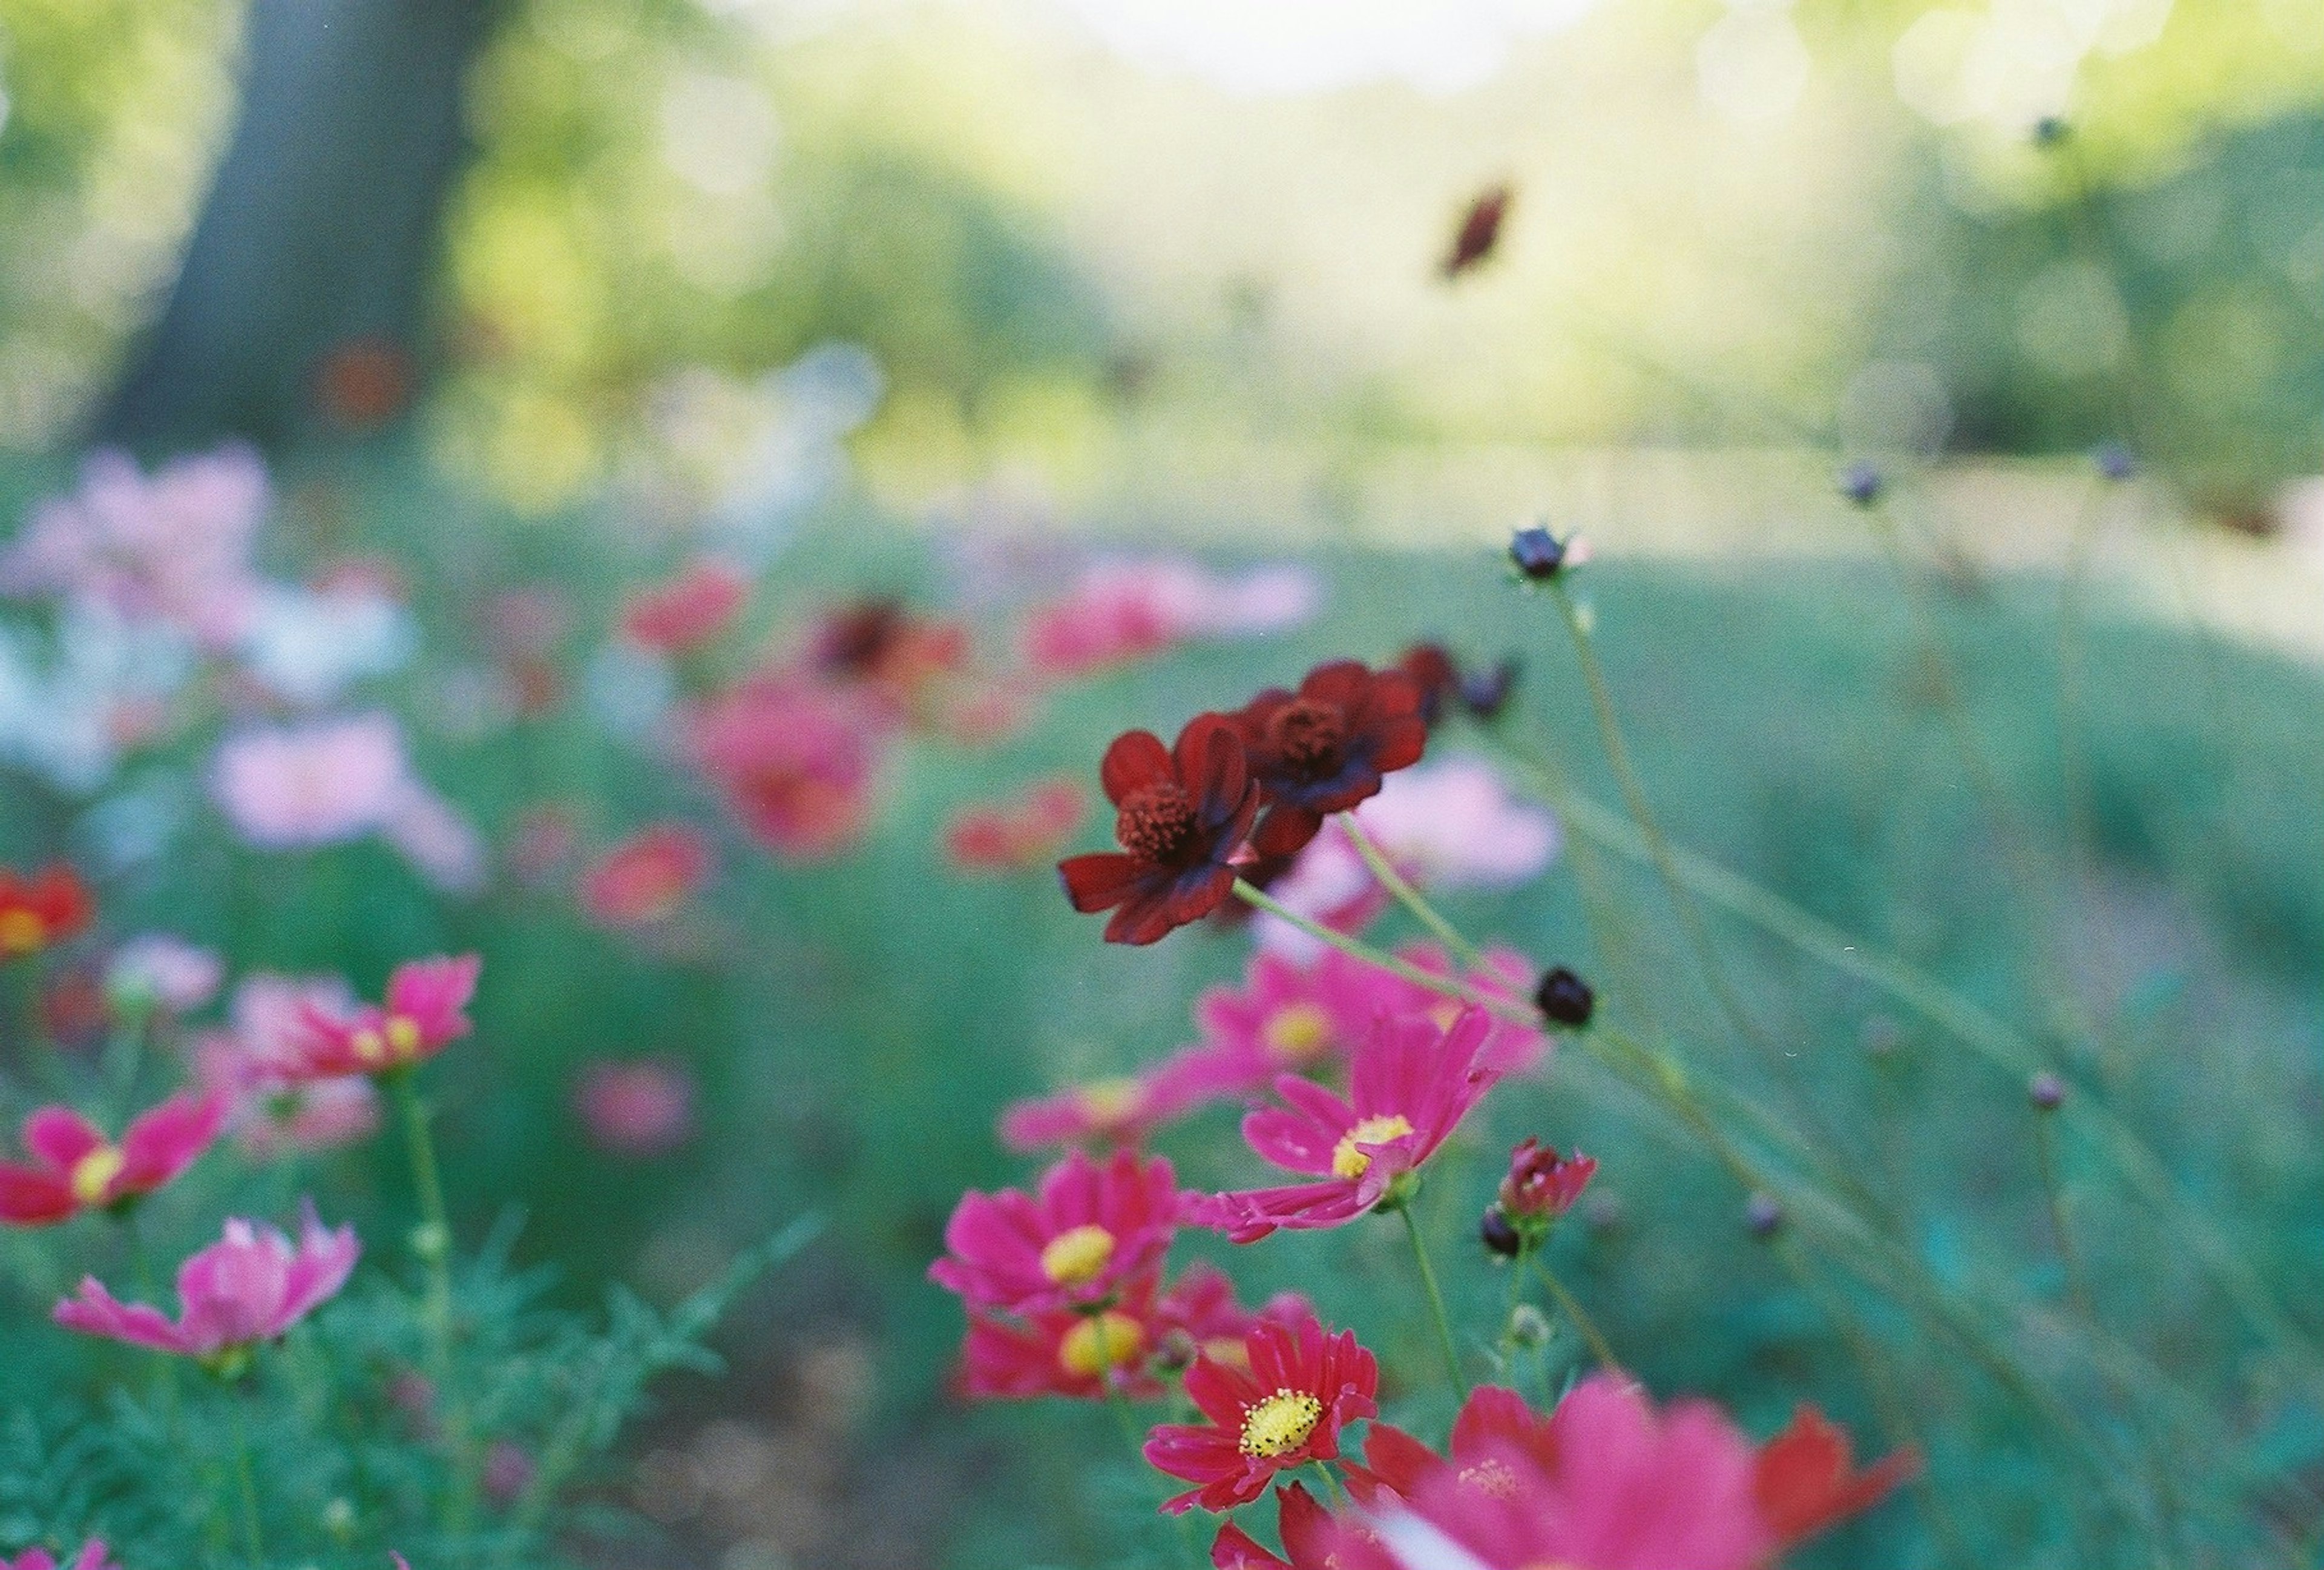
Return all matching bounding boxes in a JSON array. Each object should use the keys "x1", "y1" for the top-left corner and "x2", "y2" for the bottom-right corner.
[
  {"x1": 1099, "y1": 730, "x2": 1172, "y2": 806},
  {"x1": 1059, "y1": 853, "x2": 1143, "y2": 913}
]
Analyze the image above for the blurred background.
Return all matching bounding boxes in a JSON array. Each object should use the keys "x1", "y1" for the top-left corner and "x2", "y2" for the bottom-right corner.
[{"x1": 4, "y1": 1, "x2": 2324, "y2": 1566}]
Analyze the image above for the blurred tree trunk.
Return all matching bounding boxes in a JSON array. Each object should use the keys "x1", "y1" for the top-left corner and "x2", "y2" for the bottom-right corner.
[{"x1": 95, "y1": 0, "x2": 500, "y2": 449}]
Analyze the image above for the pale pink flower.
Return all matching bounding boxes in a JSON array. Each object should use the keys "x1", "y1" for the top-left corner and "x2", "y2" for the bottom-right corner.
[
  {"x1": 1, "y1": 1542, "x2": 113, "y2": 1570},
  {"x1": 105, "y1": 933, "x2": 223, "y2": 1013},
  {"x1": 0, "y1": 446, "x2": 269, "y2": 648},
  {"x1": 1021, "y1": 559, "x2": 1320, "y2": 679},
  {"x1": 54, "y1": 1201, "x2": 360, "y2": 1359},
  {"x1": 574, "y1": 1059, "x2": 695, "y2": 1157},
  {"x1": 381, "y1": 783, "x2": 490, "y2": 896},
  {"x1": 195, "y1": 974, "x2": 380, "y2": 1156},
  {"x1": 211, "y1": 713, "x2": 413, "y2": 849},
  {"x1": 1345, "y1": 756, "x2": 1558, "y2": 889}
]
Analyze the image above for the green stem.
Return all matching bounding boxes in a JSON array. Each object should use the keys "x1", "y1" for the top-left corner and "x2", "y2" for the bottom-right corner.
[
  {"x1": 122, "y1": 1209, "x2": 185, "y2": 1436},
  {"x1": 1341, "y1": 816, "x2": 1482, "y2": 968},
  {"x1": 1526, "y1": 1253, "x2": 1622, "y2": 1374},
  {"x1": 1231, "y1": 881, "x2": 1532, "y2": 1027},
  {"x1": 1092, "y1": 1315, "x2": 1146, "y2": 1462},
  {"x1": 227, "y1": 1393, "x2": 266, "y2": 1570},
  {"x1": 1396, "y1": 1201, "x2": 1466, "y2": 1396},
  {"x1": 389, "y1": 1069, "x2": 476, "y2": 1530},
  {"x1": 2033, "y1": 1114, "x2": 2095, "y2": 1326}
]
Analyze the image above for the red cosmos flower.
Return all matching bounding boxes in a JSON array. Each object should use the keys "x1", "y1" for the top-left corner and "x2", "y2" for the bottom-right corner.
[
  {"x1": 1190, "y1": 1008, "x2": 1503, "y2": 1244},
  {"x1": 1499, "y1": 1137, "x2": 1597, "y2": 1224},
  {"x1": 1058, "y1": 716, "x2": 1262, "y2": 945},
  {"x1": 930, "y1": 1149, "x2": 1186, "y2": 1316},
  {"x1": 684, "y1": 675, "x2": 881, "y2": 859},
  {"x1": 620, "y1": 559, "x2": 749, "y2": 654},
  {"x1": 1231, "y1": 661, "x2": 1427, "y2": 858},
  {"x1": 290, "y1": 954, "x2": 481, "y2": 1080},
  {"x1": 578, "y1": 823, "x2": 713, "y2": 927},
  {"x1": 1210, "y1": 1483, "x2": 1339, "y2": 1569},
  {"x1": 0, "y1": 864, "x2": 93, "y2": 961},
  {"x1": 959, "y1": 1263, "x2": 1285, "y2": 1402},
  {"x1": 1752, "y1": 1404, "x2": 1920, "y2": 1552},
  {"x1": 0, "y1": 1092, "x2": 226, "y2": 1226},
  {"x1": 944, "y1": 778, "x2": 1086, "y2": 872},
  {"x1": 1144, "y1": 1310, "x2": 1379, "y2": 1513}
]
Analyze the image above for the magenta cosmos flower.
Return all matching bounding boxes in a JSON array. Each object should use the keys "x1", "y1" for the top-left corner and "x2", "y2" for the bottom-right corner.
[
  {"x1": 997, "y1": 1053, "x2": 1223, "y2": 1153},
  {"x1": 0, "y1": 1091, "x2": 225, "y2": 1226},
  {"x1": 684, "y1": 674, "x2": 882, "y2": 860},
  {"x1": 959, "y1": 1262, "x2": 1292, "y2": 1402},
  {"x1": 1, "y1": 1543, "x2": 113, "y2": 1570},
  {"x1": 1144, "y1": 1309, "x2": 1379, "y2": 1513},
  {"x1": 931, "y1": 1148, "x2": 1185, "y2": 1316},
  {"x1": 55, "y1": 1201, "x2": 359, "y2": 1363},
  {"x1": 195, "y1": 974, "x2": 380, "y2": 1156},
  {"x1": 292, "y1": 954, "x2": 481, "y2": 1079},
  {"x1": 1190, "y1": 1008, "x2": 1504, "y2": 1244}
]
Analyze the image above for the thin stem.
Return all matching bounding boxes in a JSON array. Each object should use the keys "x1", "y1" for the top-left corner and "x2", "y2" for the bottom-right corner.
[
  {"x1": 1526, "y1": 1253, "x2": 1622, "y2": 1373},
  {"x1": 2034, "y1": 1114, "x2": 2095, "y2": 1324},
  {"x1": 122, "y1": 1209, "x2": 185, "y2": 1436},
  {"x1": 1092, "y1": 1315, "x2": 1146, "y2": 1462},
  {"x1": 1231, "y1": 881, "x2": 1532, "y2": 1027},
  {"x1": 1396, "y1": 1201, "x2": 1466, "y2": 1396},
  {"x1": 227, "y1": 1393, "x2": 266, "y2": 1570},
  {"x1": 389, "y1": 1069, "x2": 475, "y2": 1530},
  {"x1": 1341, "y1": 816, "x2": 1482, "y2": 967}
]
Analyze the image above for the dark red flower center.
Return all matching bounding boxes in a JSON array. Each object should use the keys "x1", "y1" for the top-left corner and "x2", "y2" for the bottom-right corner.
[
  {"x1": 1117, "y1": 782, "x2": 1201, "y2": 862},
  {"x1": 1267, "y1": 700, "x2": 1346, "y2": 777},
  {"x1": 818, "y1": 601, "x2": 905, "y2": 675}
]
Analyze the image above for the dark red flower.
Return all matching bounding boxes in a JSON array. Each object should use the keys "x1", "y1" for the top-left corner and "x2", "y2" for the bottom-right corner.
[
  {"x1": 1752, "y1": 1403, "x2": 1920, "y2": 1550},
  {"x1": 1232, "y1": 661, "x2": 1426, "y2": 857},
  {"x1": 1499, "y1": 1137, "x2": 1597, "y2": 1224},
  {"x1": 1059, "y1": 717, "x2": 1261, "y2": 945}
]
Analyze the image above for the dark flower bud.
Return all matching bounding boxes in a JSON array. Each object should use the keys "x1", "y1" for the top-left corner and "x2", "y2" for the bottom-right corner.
[
  {"x1": 2033, "y1": 115, "x2": 2070, "y2": 146},
  {"x1": 1509, "y1": 526, "x2": 1566, "y2": 579},
  {"x1": 1746, "y1": 1192, "x2": 1784, "y2": 1239},
  {"x1": 1500, "y1": 1137, "x2": 1597, "y2": 1223},
  {"x1": 1534, "y1": 965, "x2": 1594, "y2": 1026},
  {"x1": 2028, "y1": 1071, "x2": 2065, "y2": 1112},
  {"x1": 1837, "y1": 461, "x2": 1883, "y2": 508},
  {"x1": 2093, "y1": 441, "x2": 2135, "y2": 482},
  {"x1": 1480, "y1": 1204, "x2": 1524, "y2": 1258},
  {"x1": 1459, "y1": 656, "x2": 1520, "y2": 721}
]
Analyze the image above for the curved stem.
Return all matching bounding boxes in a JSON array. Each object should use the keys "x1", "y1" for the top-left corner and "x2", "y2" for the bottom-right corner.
[
  {"x1": 1396, "y1": 1201, "x2": 1466, "y2": 1396},
  {"x1": 1341, "y1": 816, "x2": 1482, "y2": 968},
  {"x1": 1526, "y1": 1253, "x2": 1622, "y2": 1374},
  {"x1": 1231, "y1": 881, "x2": 1534, "y2": 1028}
]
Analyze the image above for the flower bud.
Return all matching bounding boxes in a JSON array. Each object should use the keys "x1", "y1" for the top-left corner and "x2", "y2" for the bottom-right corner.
[
  {"x1": 2028, "y1": 1071, "x2": 2064, "y2": 1112},
  {"x1": 1480, "y1": 1204, "x2": 1523, "y2": 1258},
  {"x1": 1534, "y1": 965, "x2": 1594, "y2": 1027},
  {"x1": 1837, "y1": 461, "x2": 1883, "y2": 508},
  {"x1": 1506, "y1": 1302, "x2": 1552, "y2": 1349},
  {"x1": 1500, "y1": 1138, "x2": 1597, "y2": 1224},
  {"x1": 1509, "y1": 526, "x2": 1566, "y2": 580},
  {"x1": 1459, "y1": 656, "x2": 1520, "y2": 721},
  {"x1": 1745, "y1": 1192, "x2": 1784, "y2": 1239}
]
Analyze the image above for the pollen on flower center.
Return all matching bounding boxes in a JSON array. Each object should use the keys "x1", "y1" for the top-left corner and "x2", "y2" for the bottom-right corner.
[
  {"x1": 1238, "y1": 1388, "x2": 1324, "y2": 1457},
  {"x1": 1078, "y1": 1077, "x2": 1143, "y2": 1127},
  {"x1": 0, "y1": 910, "x2": 46, "y2": 954},
  {"x1": 1459, "y1": 1457, "x2": 1520, "y2": 1499},
  {"x1": 384, "y1": 1015, "x2": 422, "y2": 1059},
  {"x1": 1039, "y1": 1223, "x2": 1117, "y2": 1286},
  {"x1": 1268, "y1": 700, "x2": 1346, "y2": 776},
  {"x1": 1331, "y1": 1114, "x2": 1415, "y2": 1180},
  {"x1": 1057, "y1": 1310, "x2": 1145, "y2": 1378},
  {"x1": 1116, "y1": 783, "x2": 1199, "y2": 862},
  {"x1": 70, "y1": 1145, "x2": 125, "y2": 1206},
  {"x1": 1262, "y1": 1003, "x2": 1333, "y2": 1065}
]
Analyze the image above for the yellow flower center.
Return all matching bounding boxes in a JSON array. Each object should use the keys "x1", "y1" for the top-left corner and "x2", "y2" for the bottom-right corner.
[
  {"x1": 1039, "y1": 1224, "x2": 1117, "y2": 1287},
  {"x1": 1077, "y1": 1078, "x2": 1142, "y2": 1126},
  {"x1": 70, "y1": 1145, "x2": 125, "y2": 1206},
  {"x1": 1331, "y1": 1114, "x2": 1414, "y2": 1180},
  {"x1": 384, "y1": 1015, "x2": 422, "y2": 1060},
  {"x1": 1238, "y1": 1389, "x2": 1324, "y2": 1457},
  {"x1": 1057, "y1": 1310, "x2": 1145, "y2": 1378},
  {"x1": 0, "y1": 910, "x2": 47, "y2": 954},
  {"x1": 350, "y1": 1028, "x2": 387, "y2": 1064},
  {"x1": 1262, "y1": 1003, "x2": 1333, "y2": 1065}
]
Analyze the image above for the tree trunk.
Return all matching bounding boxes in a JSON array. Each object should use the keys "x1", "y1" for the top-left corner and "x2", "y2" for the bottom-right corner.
[{"x1": 95, "y1": 0, "x2": 499, "y2": 450}]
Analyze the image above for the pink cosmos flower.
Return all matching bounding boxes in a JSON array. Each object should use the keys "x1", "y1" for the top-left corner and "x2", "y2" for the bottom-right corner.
[
  {"x1": 1022, "y1": 560, "x2": 1320, "y2": 679},
  {"x1": 998, "y1": 1054, "x2": 1222, "y2": 1153},
  {"x1": 0, "y1": 1543, "x2": 113, "y2": 1570},
  {"x1": 1347, "y1": 1376, "x2": 1772, "y2": 1570},
  {"x1": 573, "y1": 1058, "x2": 695, "y2": 1157},
  {"x1": 290, "y1": 954, "x2": 481, "y2": 1080},
  {"x1": 1184, "y1": 950, "x2": 1377, "y2": 1095},
  {"x1": 1144, "y1": 1309, "x2": 1379, "y2": 1513},
  {"x1": 0, "y1": 1091, "x2": 226, "y2": 1226},
  {"x1": 196, "y1": 974, "x2": 381, "y2": 1155},
  {"x1": 943, "y1": 778, "x2": 1086, "y2": 872},
  {"x1": 0, "y1": 445, "x2": 269, "y2": 648},
  {"x1": 1248, "y1": 830, "x2": 1390, "y2": 962},
  {"x1": 1190, "y1": 1008, "x2": 1503, "y2": 1243},
  {"x1": 211, "y1": 713, "x2": 414, "y2": 849},
  {"x1": 931, "y1": 1149, "x2": 1184, "y2": 1316},
  {"x1": 105, "y1": 933, "x2": 223, "y2": 1013},
  {"x1": 1344, "y1": 942, "x2": 1549, "y2": 1076},
  {"x1": 621, "y1": 559, "x2": 750, "y2": 653},
  {"x1": 381, "y1": 784, "x2": 490, "y2": 897},
  {"x1": 1344, "y1": 757, "x2": 1559, "y2": 890},
  {"x1": 959, "y1": 1264, "x2": 1299, "y2": 1403},
  {"x1": 683, "y1": 675, "x2": 881, "y2": 859},
  {"x1": 578, "y1": 824, "x2": 714, "y2": 927},
  {"x1": 54, "y1": 1201, "x2": 359, "y2": 1360}
]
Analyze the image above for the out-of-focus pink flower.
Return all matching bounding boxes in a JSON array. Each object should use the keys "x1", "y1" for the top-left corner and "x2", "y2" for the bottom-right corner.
[
  {"x1": 1347, "y1": 942, "x2": 1549, "y2": 1075},
  {"x1": 196, "y1": 974, "x2": 381, "y2": 1156},
  {"x1": 621, "y1": 559, "x2": 750, "y2": 654},
  {"x1": 383, "y1": 784, "x2": 490, "y2": 897},
  {"x1": 943, "y1": 778, "x2": 1085, "y2": 872},
  {"x1": 54, "y1": 1201, "x2": 359, "y2": 1361},
  {"x1": 1021, "y1": 560, "x2": 1321, "y2": 680},
  {"x1": 683, "y1": 676, "x2": 880, "y2": 859},
  {"x1": 1189, "y1": 1009, "x2": 1503, "y2": 1243},
  {"x1": 1247, "y1": 832, "x2": 1388, "y2": 962},
  {"x1": 1346, "y1": 756, "x2": 1558, "y2": 888},
  {"x1": 1187, "y1": 950, "x2": 1370, "y2": 1093},
  {"x1": 105, "y1": 933, "x2": 223, "y2": 1013},
  {"x1": 483, "y1": 1440, "x2": 537, "y2": 1505},
  {"x1": 931, "y1": 1149, "x2": 1184, "y2": 1316},
  {"x1": 574, "y1": 1059, "x2": 695, "y2": 1157},
  {"x1": 0, "y1": 1092, "x2": 226, "y2": 1226},
  {"x1": 505, "y1": 804, "x2": 580, "y2": 888},
  {"x1": 1, "y1": 1542, "x2": 113, "y2": 1570},
  {"x1": 579, "y1": 824, "x2": 713, "y2": 927},
  {"x1": 211, "y1": 714, "x2": 413, "y2": 849},
  {"x1": 290, "y1": 954, "x2": 481, "y2": 1080},
  {"x1": 998, "y1": 1054, "x2": 1221, "y2": 1154},
  {"x1": 0, "y1": 446, "x2": 269, "y2": 648}
]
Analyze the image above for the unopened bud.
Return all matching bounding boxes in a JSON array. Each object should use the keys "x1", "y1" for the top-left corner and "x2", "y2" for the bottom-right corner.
[
  {"x1": 1534, "y1": 966, "x2": 1595, "y2": 1027},
  {"x1": 2029, "y1": 1071, "x2": 2065, "y2": 1111},
  {"x1": 1509, "y1": 525, "x2": 1567, "y2": 580},
  {"x1": 1480, "y1": 1205, "x2": 1523, "y2": 1258},
  {"x1": 1746, "y1": 1192, "x2": 1784, "y2": 1239}
]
